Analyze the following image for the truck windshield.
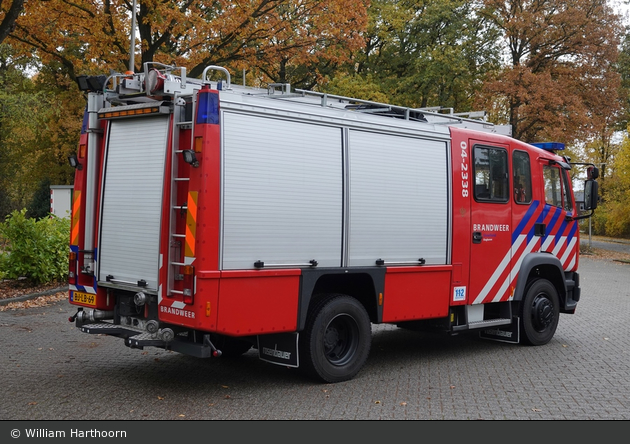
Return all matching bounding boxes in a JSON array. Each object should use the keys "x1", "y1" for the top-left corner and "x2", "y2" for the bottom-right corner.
[{"x1": 543, "y1": 165, "x2": 573, "y2": 211}]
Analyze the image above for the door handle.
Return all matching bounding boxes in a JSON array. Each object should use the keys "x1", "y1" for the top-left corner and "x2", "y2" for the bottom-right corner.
[{"x1": 473, "y1": 231, "x2": 482, "y2": 244}]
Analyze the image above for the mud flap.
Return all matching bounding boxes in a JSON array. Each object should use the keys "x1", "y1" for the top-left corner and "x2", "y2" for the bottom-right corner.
[
  {"x1": 479, "y1": 318, "x2": 520, "y2": 344},
  {"x1": 257, "y1": 333, "x2": 299, "y2": 367}
]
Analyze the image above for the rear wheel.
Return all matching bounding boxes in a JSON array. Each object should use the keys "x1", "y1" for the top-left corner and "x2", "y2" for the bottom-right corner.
[
  {"x1": 519, "y1": 278, "x2": 559, "y2": 346},
  {"x1": 299, "y1": 294, "x2": 371, "y2": 383}
]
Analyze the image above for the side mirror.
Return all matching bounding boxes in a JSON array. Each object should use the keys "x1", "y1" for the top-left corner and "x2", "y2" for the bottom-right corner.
[{"x1": 583, "y1": 179, "x2": 598, "y2": 211}]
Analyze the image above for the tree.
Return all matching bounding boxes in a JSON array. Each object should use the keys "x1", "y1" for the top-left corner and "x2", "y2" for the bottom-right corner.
[
  {"x1": 26, "y1": 178, "x2": 52, "y2": 220},
  {"x1": 478, "y1": 0, "x2": 624, "y2": 144},
  {"x1": 584, "y1": 29, "x2": 630, "y2": 238},
  {"x1": 0, "y1": 45, "x2": 79, "y2": 218},
  {"x1": 0, "y1": 44, "x2": 40, "y2": 217},
  {"x1": 324, "y1": 0, "x2": 502, "y2": 113},
  {"x1": 8, "y1": 0, "x2": 368, "y2": 88},
  {"x1": 0, "y1": 0, "x2": 24, "y2": 44},
  {"x1": 605, "y1": 136, "x2": 630, "y2": 236},
  {"x1": 617, "y1": 31, "x2": 630, "y2": 131},
  {"x1": 590, "y1": 135, "x2": 630, "y2": 238}
]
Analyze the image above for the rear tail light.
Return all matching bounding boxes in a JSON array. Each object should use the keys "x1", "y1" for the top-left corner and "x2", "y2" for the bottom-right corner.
[{"x1": 183, "y1": 265, "x2": 195, "y2": 304}]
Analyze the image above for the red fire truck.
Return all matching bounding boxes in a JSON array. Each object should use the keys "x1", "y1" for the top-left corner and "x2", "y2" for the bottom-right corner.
[{"x1": 67, "y1": 64, "x2": 599, "y2": 382}]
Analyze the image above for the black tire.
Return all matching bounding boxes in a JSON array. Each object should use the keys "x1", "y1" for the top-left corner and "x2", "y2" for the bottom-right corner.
[
  {"x1": 299, "y1": 294, "x2": 371, "y2": 383},
  {"x1": 519, "y1": 278, "x2": 559, "y2": 346},
  {"x1": 210, "y1": 334, "x2": 253, "y2": 358}
]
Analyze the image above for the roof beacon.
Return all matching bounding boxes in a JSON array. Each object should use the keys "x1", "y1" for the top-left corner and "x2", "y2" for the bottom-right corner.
[{"x1": 532, "y1": 142, "x2": 565, "y2": 151}]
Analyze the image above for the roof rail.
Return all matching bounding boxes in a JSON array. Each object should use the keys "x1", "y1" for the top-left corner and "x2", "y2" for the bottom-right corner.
[{"x1": 292, "y1": 89, "x2": 511, "y2": 135}]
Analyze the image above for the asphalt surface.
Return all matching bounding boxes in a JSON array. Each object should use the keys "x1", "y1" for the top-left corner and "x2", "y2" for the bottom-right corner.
[
  {"x1": 580, "y1": 235, "x2": 630, "y2": 255},
  {"x1": 1, "y1": 252, "x2": 629, "y2": 421}
]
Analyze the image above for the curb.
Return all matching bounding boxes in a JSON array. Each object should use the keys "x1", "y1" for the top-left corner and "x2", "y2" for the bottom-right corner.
[
  {"x1": 0, "y1": 286, "x2": 69, "y2": 306},
  {"x1": 579, "y1": 234, "x2": 630, "y2": 245}
]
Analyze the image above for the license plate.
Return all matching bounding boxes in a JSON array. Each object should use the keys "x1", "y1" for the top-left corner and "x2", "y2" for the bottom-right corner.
[{"x1": 72, "y1": 291, "x2": 96, "y2": 306}]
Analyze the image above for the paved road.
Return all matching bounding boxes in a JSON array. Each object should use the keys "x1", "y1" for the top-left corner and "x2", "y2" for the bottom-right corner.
[
  {"x1": 1, "y1": 256, "x2": 629, "y2": 421},
  {"x1": 580, "y1": 234, "x2": 630, "y2": 255}
]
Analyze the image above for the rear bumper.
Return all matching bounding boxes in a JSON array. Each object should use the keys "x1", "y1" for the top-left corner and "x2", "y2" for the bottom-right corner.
[{"x1": 79, "y1": 322, "x2": 216, "y2": 358}]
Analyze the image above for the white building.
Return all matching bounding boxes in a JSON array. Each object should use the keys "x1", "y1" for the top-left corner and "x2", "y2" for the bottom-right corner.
[{"x1": 50, "y1": 185, "x2": 73, "y2": 219}]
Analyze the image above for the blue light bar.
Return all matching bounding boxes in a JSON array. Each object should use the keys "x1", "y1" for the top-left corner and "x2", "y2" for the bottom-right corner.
[
  {"x1": 532, "y1": 142, "x2": 565, "y2": 151},
  {"x1": 196, "y1": 90, "x2": 220, "y2": 125}
]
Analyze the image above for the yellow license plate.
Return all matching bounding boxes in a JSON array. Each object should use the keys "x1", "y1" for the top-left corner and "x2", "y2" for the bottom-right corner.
[{"x1": 72, "y1": 291, "x2": 96, "y2": 306}]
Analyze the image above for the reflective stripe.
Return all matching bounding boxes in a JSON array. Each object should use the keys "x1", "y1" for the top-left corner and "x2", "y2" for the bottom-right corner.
[
  {"x1": 185, "y1": 191, "x2": 198, "y2": 257},
  {"x1": 474, "y1": 200, "x2": 579, "y2": 304},
  {"x1": 69, "y1": 284, "x2": 96, "y2": 294},
  {"x1": 71, "y1": 191, "x2": 81, "y2": 245}
]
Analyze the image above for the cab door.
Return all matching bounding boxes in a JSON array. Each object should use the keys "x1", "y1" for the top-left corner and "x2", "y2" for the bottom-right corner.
[
  {"x1": 510, "y1": 150, "x2": 538, "y2": 291},
  {"x1": 469, "y1": 141, "x2": 513, "y2": 305}
]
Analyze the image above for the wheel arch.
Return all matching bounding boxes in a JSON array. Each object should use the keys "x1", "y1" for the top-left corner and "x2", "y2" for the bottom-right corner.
[
  {"x1": 513, "y1": 253, "x2": 566, "y2": 306},
  {"x1": 297, "y1": 268, "x2": 385, "y2": 331}
]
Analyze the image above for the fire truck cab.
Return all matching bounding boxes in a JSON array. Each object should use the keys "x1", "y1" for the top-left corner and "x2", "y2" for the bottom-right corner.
[{"x1": 68, "y1": 64, "x2": 599, "y2": 382}]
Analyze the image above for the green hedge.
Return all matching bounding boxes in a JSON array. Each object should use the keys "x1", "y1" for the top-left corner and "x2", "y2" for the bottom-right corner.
[{"x1": 0, "y1": 209, "x2": 70, "y2": 284}]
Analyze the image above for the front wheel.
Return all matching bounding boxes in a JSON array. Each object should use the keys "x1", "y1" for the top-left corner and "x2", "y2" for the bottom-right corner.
[
  {"x1": 519, "y1": 278, "x2": 559, "y2": 346},
  {"x1": 299, "y1": 294, "x2": 371, "y2": 383}
]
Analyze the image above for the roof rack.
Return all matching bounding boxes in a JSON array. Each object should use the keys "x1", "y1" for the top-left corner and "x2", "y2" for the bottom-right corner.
[{"x1": 289, "y1": 89, "x2": 512, "y2": 136}]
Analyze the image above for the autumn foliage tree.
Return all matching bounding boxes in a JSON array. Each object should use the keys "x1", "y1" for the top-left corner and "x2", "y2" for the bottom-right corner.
[
  {"x1": 0, "y1": 0, "x2": 23, "y2": 44},
  {"x1": 326, "y1": 0, "x2": 502, "y2": 112},
  {"x1": 9, "y1": 0, "x2": 368, "y2": 88},
  {"x1": 599, "y1": 137, "x2": 630, "y2": 237},
  {"x1": 478, "y1": 0, "x2": 624, "y2": 145},
  {"x1": 0, "y1": 47, "x2": 81, "y2": 218}
]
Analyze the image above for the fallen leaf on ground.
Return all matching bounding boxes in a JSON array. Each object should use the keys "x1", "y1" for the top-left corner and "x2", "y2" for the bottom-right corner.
[{"x1": 0, "y1": 292, "x2": 67, "y2": 311}]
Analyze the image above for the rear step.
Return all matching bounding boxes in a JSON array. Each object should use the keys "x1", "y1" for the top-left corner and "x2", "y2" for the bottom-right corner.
[
  {"x1": 126, "y1": 332, "x2": 167, "y2": 349},
  {"x1": 452, "y1": 318, "x2": 512, "y2": 332},
  {"x1": 81, "y1": 323, "x2": 140, "y2": 338},
  {"x1": 80, "y1": 322, "x2": 216, "y2": 358}
]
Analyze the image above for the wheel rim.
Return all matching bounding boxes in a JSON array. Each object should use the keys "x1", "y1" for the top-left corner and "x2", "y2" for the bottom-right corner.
[
  {"x1": 531, "y1": 293, "x2": 554, "y2": 332},
  {"x1": 323, "y1": 314, "x2": 359, "y2": 366}
]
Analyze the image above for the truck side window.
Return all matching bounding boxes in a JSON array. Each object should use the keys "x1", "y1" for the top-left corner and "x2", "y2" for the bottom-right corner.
[
  {"x1": 543, "y1": 165, "x2": 571, "y2": 209},
  {"x1": 512, "y1": 150, "x2": 532, "y2": 204},
  {"x1": 474, "y1": 145, "x2": 508, "y2": 202}
]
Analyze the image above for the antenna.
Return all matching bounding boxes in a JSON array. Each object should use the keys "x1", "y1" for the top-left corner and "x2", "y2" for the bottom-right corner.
[{"x1": 129, "y1": 0, "x2": 137, "y2": 72}]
